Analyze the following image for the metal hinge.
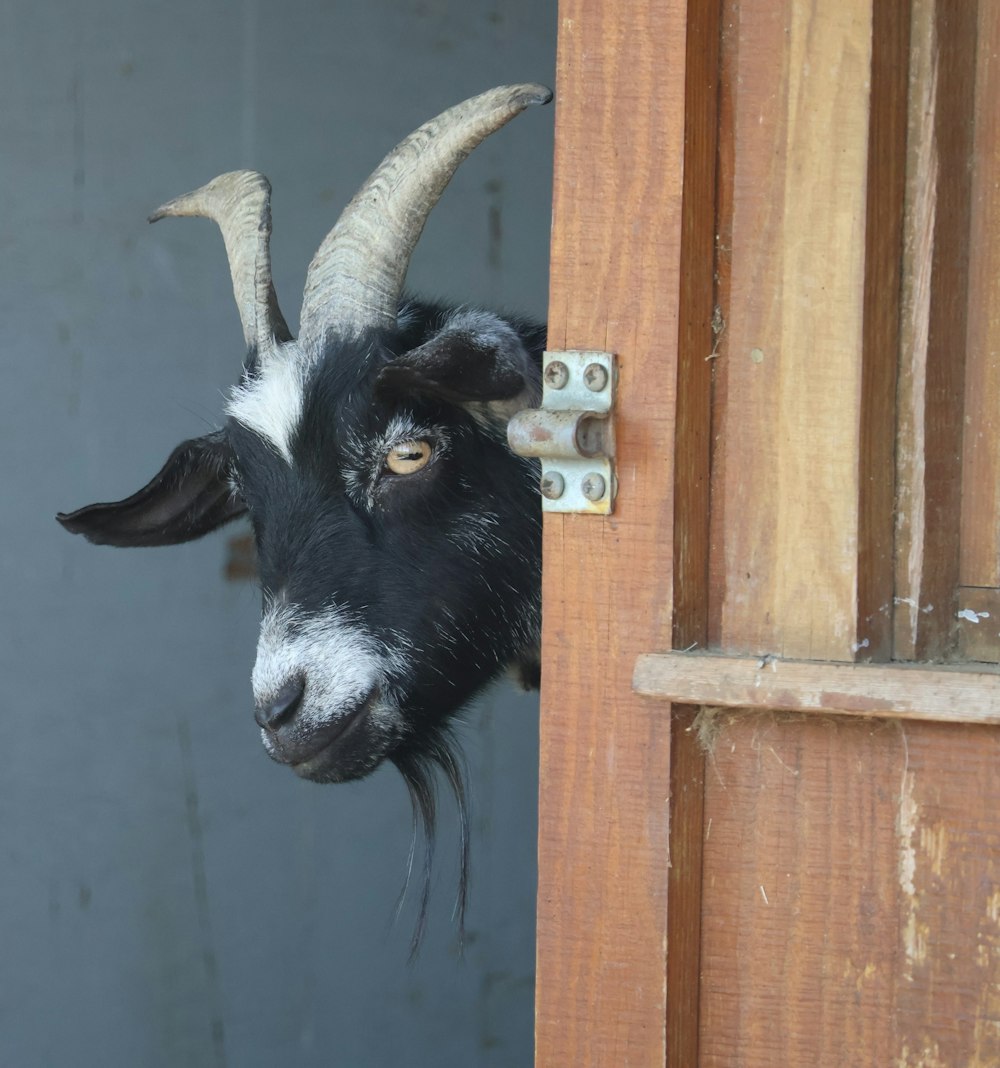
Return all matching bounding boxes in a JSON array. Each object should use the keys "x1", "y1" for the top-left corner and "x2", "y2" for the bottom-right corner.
[{"x1": 507, "y1": 350, "x2": 617, "y2": 514}]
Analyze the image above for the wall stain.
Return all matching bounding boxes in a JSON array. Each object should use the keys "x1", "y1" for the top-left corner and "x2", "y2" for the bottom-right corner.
[
  {"x1": 485, "y1": 178, "x2": 503, "y2": 271},
  {"x1": 177, "y1": 717, "x2": 228, "y2": 1068},
  {"x1": 225, "y1": 532, "x2": 257, "y2": 582}
]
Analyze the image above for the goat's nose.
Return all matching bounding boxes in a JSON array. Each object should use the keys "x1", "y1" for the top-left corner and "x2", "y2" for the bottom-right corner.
[{"x1": 255, "y1": 677, "x2": 305, "y2": 731}]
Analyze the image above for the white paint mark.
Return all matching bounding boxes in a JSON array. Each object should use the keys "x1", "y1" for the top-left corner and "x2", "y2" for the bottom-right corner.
[
  {"x1": 899, "y1": 771, "x2": 917, "y2": 897},
  {"x1": 852, "y1": 637, "x2": 870, "y2": 652},
  {"x1": 898, "y1": 762, "x2": 930, "y2": 979},
  {"x1": 893, "y1": 597, "x2": 935, "y2": 614},
  {"x1": 958, "y1": 608, "x2": 991, "y2": 623}
]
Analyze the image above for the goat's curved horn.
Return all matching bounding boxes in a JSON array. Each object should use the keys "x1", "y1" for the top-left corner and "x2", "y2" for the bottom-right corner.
[
  {"x1": 299, "y1": 83, "x2": 552, "y2": 347},
  {"x1": 149, "y1": 170, "x2": 292, "y2": 356}
]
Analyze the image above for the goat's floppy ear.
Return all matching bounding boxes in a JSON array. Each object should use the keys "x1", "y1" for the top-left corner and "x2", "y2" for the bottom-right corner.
[
  {"x1": 377, "y1": 310, "x2": 540, "y2": 406},
  {"x1": 57, "y1": 431, "x2": 245, "y2": 547}
]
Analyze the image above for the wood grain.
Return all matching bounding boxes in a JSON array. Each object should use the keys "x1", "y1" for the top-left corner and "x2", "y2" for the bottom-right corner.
[
  {"x1": 536, "y1": 1, "x2": 690, "y2": 1063},
  {"x1": 667, "y1": 1, "x2": 721, "y2": 1062},
  {"x1": 958, "y1": 586, "x2": 1000, "y2": 663},
  {"x1": 959, "y1": 0, "x2": 1000, "y2": 592},
  {"x1": 893, "y1": 0, "x2": 977, "y2": 660},
  {"x1": 708, "y1": 0, "x2": 906, "y2": 662},
  {"x1": 541, "y1": 3, "x2": 997, "y2": 1064},
  {"x1": 698, "y1": 713, "x2": 1000, "y2": 1067},
  {"x1": 634, "y1": 651, "x2": 1000, "y2": 722},
  {"x1": 665, "y1": 708, "x2": 707, "y2": 1068}
]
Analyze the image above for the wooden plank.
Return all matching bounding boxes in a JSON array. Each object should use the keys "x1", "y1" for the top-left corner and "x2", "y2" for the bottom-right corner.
[
  {"x1": 960, "y1": 0, "x2": 1000, "y2": 590},
  {"x1": 858, "y1": 0, "x2": 910, "y2": 659},
  {"x1": 894, "y1": 720, "x2": 1000, "y2": 1067},
  {"x1": 634, "y1": 651, "x2": 1000, "y2": 722},
  {"x1": 699, "y1": 713, "x2": 904, "y2": 1067},
  {"x1": 672, "y1": 0, "x2": 721, "y2": 654},
  {"x1": 698, "y1": 713, "x2": 1000, "y2": 1067},
  {"x1": 708, "y1": 0, "x2": 907, "y2": 662},
  {"x1": 893, "y1": 0, "x2": 977, "y2": 659},
  {"x1": 958, "y1": 586, "x2": 1000, "y2": 663},
  {"x1": 667, "y1": 707, "x2": 707, "y2": 1068},
  {"x1": 667, "y1": 1, "x2": 720, "y2": 1062},
  {"x1": 536, "y1": 1, "x2": 690, "y2": 1063}
]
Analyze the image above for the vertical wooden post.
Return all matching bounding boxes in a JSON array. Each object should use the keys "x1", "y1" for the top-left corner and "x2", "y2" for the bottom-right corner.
[
  {"x1": 709, "y1": 0, "x2": 907, "y2": 662},
  {"x1": 895, "y1": 0, "x2": 978, "y2": 660},
  {"x1": 536, "y1": 0, "x2": 690, "y2": 1063},
  {"x1": 960, "y1": 0, "x2": 1000, "y2": 593}
]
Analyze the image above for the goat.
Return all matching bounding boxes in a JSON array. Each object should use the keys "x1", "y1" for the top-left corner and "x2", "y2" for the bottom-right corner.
[{"x1": 57, "y1": 84, "x2": 551, "y2": 946}]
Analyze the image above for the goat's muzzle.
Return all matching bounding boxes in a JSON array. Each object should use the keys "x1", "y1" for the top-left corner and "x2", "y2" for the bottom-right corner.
[
  {"x1": 257, "y1": 685, "x2": 378, "y2": 780},
  {"x1": 254, "y1": 676, "x2": 305, "y2": 731}
]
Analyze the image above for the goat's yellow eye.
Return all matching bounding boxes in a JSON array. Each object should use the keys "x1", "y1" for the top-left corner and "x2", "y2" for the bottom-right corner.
[{"x1": 385, "y1": 440, "x2": 432, "y2": 475}]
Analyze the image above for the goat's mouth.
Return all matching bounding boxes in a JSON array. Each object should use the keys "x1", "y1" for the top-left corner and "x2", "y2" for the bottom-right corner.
[{"x1": 278, "y1": 690, "x2": 380, "y2": 782}]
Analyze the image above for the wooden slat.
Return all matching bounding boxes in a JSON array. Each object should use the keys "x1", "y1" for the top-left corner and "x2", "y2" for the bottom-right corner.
[
  {"x1": 698, "y1": 713, "x2": 1000, "y2": 1067},
  {"x1": 536, "y1": 1, "x2": 690, "y2": 1063},
  {"x1": 960, "y1": 0, "x2": 1000, "y2": 590},
  {"x1": 634, "y1": 651, "x2": 1000, "y2": 722},
  {"x1": 699, "y1": 713, "x2": 904, "y2": 1067},
  {"x1": 893, "y1": 0, "x2": 977, "y2": 659},
  {"x1": 894, "y1": 720, "x2": 1000, "y2": 1066},
  {"x1": 858, "y1": 0, "x2": 910, "y2": 657},
  {"x1": 708, "y1": 0, "x2": 907, "y2": 662},
  {"x1": 958, "y1": 586, "x2": 1000, "y2": 663},
  {"x1": 667, "y1": 1, "x2": 721, "y2": 1063},
  {"x1": 672, "y1": 0, "x2": 721, "y2": 654},
  {"x1": 667, "y1": 707, "x2": 707, "y2": 1068}
]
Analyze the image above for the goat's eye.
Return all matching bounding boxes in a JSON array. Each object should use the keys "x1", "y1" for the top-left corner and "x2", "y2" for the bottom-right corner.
[{"x1": 385, "y1": 440, "x2": 432, "y2": 475}]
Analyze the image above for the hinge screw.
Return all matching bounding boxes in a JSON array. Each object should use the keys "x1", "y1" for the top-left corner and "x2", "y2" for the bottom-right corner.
[
  {"x1": 543, "y1": 360, "x2": 569, "y2": 389},
  {"x1": 581, "y1": 472, "x2": 606, "y2": 501},
  {"x1": 583, "y1": 363, "x2": 609, "y2": 392},
  {"x1": 540, "y1": 471, "x2": 566, "y2": 500}
]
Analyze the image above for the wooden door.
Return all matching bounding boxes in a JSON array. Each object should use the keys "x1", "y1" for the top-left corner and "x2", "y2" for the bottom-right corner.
[{"x1": 535, "y1": 1, "x2": 1000, "y2": 1064}]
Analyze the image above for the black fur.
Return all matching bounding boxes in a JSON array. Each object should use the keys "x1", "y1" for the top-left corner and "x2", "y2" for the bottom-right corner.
[{"x1": 59, "y1": 298, "x2": 544, "y2": 947}]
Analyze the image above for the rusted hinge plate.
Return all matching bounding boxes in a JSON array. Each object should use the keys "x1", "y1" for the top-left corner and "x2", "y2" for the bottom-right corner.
[{"x1": 507, "y1": 350, "x2": 617, "y2": 514}]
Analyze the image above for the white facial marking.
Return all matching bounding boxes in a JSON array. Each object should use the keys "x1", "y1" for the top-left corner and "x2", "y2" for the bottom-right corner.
[
  {"x1": 226, "y1": 343, "x2": 314, "y2": 462},
  {"x1": 253, "y1": 604, "x2": 410, "y2": 734}
]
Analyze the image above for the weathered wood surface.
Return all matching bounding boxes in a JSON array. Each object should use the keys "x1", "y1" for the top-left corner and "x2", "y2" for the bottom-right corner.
[
  {"x1": 634, "y1": 651, "x2": 1000, "y2": 722},
  {"x1": 666, "y1": 0, "x2": 721, "y2": 1061},
  {"x1": 697, "y1": 713, "x2": 1000, "y2": 1068},
  {"x1": 691, "y1": 2, "x2": 1000, "y2": 1066},
  {"x1": 707, "y1": 0, "x2": 907, "y2": 662},
  {"x1": 894, "y1": 0, "x2": 977, "y2": 660},
  {"x1": 540, "y1": 1, "x2": 999, "y2": 1064},
  {"x1": 536, "y1": 0, "x2": 690, "y2": 1063},
  {"x1": 960, "y1": 0, "x2": 1000, "y2": 594},
  {"x1": 958, "y1": 586, "x2": 1000, "y2": 664}
]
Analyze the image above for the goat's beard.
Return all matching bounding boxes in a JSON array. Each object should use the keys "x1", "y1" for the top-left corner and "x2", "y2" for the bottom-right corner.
[{"x1": 390, "y1": 729, "x2": 470, "y2": 960}]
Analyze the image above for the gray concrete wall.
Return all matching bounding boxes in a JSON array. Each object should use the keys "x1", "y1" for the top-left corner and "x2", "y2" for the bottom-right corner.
[{"x1": 0, "y1": 3, "x2": 554, "y2": 1064}]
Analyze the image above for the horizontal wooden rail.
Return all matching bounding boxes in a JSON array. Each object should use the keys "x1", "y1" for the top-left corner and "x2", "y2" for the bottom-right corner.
[{"x1": 633, "y1": 652, "x2": 1000, "y2": 724}]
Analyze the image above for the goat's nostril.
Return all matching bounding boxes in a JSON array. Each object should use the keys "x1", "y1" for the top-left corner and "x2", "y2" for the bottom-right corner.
[{"x1": 255, "y1": 677, "x2": 305, "y2": 731}]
